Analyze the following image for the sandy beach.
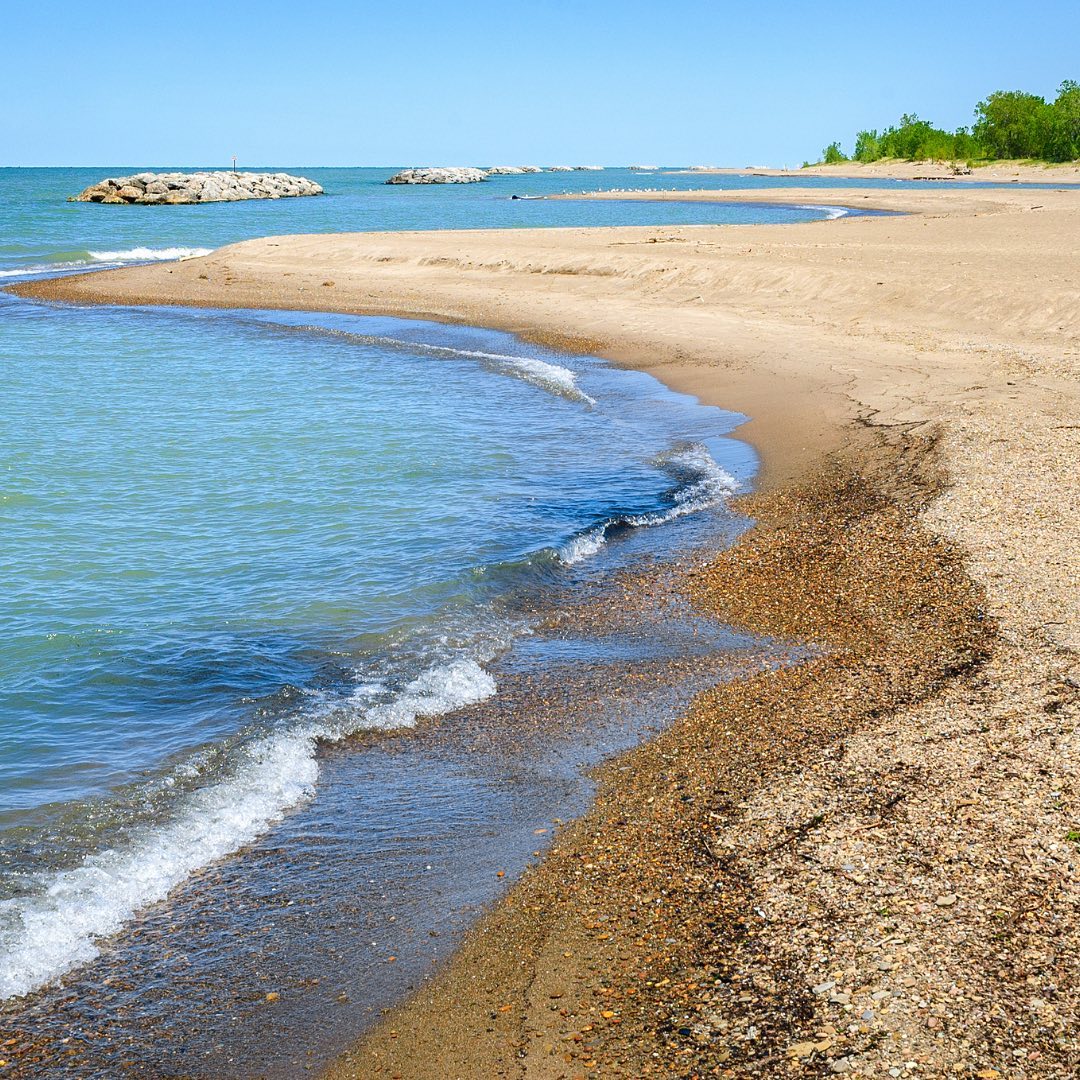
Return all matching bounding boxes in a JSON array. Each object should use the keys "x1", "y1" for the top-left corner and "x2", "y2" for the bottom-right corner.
[{"x1": 11, "y1": 184, "x2": 1079, "y2": 1077}]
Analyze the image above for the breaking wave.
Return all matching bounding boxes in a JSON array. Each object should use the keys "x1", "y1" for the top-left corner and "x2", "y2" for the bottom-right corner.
[
  {"x1": 87, "y1": 246, "x2": 212, "y2": 262},
  {"x1": 275, "y1": 321, "x2": 597, "y2": 405},
  {"x1": 558, "y1": 444, "x2": 739, "y2": 564},
  {"x1": 0, "y1": 657, "x2": 495, "y2": 1000},
  {"x1": 362, "y1": 337, "x2": 597, "y2": 405},
  {"x1": 797, "y1": 204, "x2": 850, "y2": 220},
  {"x1": 0, "y1": 247, "x2": 211, "y2": 281}
]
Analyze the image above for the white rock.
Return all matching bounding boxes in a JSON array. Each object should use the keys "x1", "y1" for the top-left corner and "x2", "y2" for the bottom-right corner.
[
  {"x1": 386, "y1": 167, "x2": 487, "y2": 185},
  {"x1": 70, "y1": 171, "x2": 324, "y2": 205}
]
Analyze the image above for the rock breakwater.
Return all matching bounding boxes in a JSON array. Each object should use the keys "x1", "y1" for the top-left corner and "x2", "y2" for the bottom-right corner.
[
  {"x1": 70, "y1": 172, "x2": 324, "y2": 205},
  {"x1": 386, "y1": 167, "x2": 487, "y2": 184}
]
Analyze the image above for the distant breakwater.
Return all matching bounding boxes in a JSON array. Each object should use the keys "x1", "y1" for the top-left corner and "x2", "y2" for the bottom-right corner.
[{"x1": 386, "y1": 166, "x2": 607, "y2": 184}]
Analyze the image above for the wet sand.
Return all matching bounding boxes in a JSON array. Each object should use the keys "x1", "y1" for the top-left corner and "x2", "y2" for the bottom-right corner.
[{"x1": 9, "y1": 184, "x2": 1080, "y2": 1076}]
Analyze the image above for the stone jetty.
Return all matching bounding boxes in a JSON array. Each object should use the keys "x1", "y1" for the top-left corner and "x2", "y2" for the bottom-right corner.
[
  {"x1": 386, "y1": 167, "x2": 487, "y2": 184},
  {"x1": 70, "y1": 172, "x2": 324, "y2": 205}
]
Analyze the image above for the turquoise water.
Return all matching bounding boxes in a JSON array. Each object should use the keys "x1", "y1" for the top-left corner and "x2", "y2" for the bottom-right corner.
[{"x1": 0, "y1": 166, "x2": 1035, "y2": 1036}]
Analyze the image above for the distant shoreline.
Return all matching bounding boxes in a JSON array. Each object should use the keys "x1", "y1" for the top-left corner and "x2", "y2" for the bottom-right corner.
[{"x1": 664, "y1": 158, "x2": 1080, "y2": 183}]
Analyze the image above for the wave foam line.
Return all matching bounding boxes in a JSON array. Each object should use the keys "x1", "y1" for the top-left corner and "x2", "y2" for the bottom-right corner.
[
  {"x1": 797, "y1": 204, "x2": 850, "y2": 220},
  {"x1": 558, "y1": 444, "x2": 739, "y2": 564},
  {"x1": 291, "y1": 324, "x2": 597, "y2": 406},
  {"x1": 0, "y1": 247, "x2": 212, "y2": 281},
  {"x1": 367, "y1": 337, "x2": 597, "y2": 406},
  {"x1": 88, "y1": 246, "x2": 212, "y2": 262},
  {"x1": 0, "y1": 658, "x2": 494, "y2": 1000}
]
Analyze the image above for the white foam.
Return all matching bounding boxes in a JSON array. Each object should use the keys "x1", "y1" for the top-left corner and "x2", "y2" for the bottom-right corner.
[
  {"x1": 0, "y1": 658, "x2": 495, "y2": 1000},
  {"x1": 0, "y1": 261, "x2": 99, "y2": 279},
  {"x1": 0, "y1": 247, "x2": 212, "y2": 281},
  {"x1": 626, "y1": 445, "x2": 739, "y2": 527},
  {"x1": 358, "y1": 658, "x2": 495, "y2": 730},
  {"x1": 87, "y1": 246, "x2": 212, "y2": 262},
  {"x1": 492, "y1": 355, "x2": 596, "y2": 405},
  {"x1": 403, "y1": 343, "x2": 595, "y2": 405},
  {"x1": 307, "y1": 326, "x2": 597, "y2": 406},
  {"x1": 557, "y1": 445, "x2": 739, "y2": 565},
  {"x1": 558, "y1": 526, "x2": 608, "y2": 565},
  {"x1": 797, "y1": 204, "x2": 850, "y2": 220}
]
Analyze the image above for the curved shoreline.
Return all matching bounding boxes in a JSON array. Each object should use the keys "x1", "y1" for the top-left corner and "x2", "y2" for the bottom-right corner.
[{"x1": 6, "y1": 184, "x2": 1079, "y2": 1075}]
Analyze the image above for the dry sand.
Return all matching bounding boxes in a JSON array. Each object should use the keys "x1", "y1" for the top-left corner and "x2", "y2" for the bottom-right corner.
[{"x1": 11, "y1": 185, "x2": 1080, "y2": 1078}]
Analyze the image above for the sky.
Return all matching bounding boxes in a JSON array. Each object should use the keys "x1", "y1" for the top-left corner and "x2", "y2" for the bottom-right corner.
[{"x1": 3, "y1": 0, "x2": 1078, "y2": 167}]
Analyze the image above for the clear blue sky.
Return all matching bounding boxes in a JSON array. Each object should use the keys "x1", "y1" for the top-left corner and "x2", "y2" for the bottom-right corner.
[{"x1": 3, "y1": 0, "x2": 1077, "y2": 167}]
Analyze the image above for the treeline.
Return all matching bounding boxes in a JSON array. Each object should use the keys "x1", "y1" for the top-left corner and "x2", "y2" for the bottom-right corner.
[{"x1": 817, "y1": 81, "x2": 1080, "y2": 165}]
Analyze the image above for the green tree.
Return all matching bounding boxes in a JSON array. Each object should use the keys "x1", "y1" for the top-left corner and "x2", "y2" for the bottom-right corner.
[
  {"x1": 973, "y1": 90, "x2": 1050, "y2": 158},
  {"x1": 1046, "y1": 80, "x2": 1080, "y2": 161},
  {"x1": 952, "y1": 127, "x2": 982, "y2": 161},
  {"x1": 853, "y1": 130, "x2": 882, "y2": 162},
  {"x1": 818, "y1": 80, "x2": 1079, "y2": 167},
  {"x1": 879, "y1": 115, "x2": 940, "y2": 159}
]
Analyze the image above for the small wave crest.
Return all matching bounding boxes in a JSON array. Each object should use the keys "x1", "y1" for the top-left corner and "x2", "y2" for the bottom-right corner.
[
  {"x1": 461, "y1": 350, "x2": 596, "y2": 405},
  {"x1": 365, "y1": 338, "x2": 596, "y2": 406},
  {"x1": 557, "y1": 444, "x2": 739, "y2": 564},
  {"x1": 557, "y1": 526, "x2": 608, "y2": 565},
  {"x1": 279, "y1": 322, "x2": 597, "y2": 406},
  {"x1": 88, "y1": 246, "x2": 212, "y2": 262},
  {"x1": 0, "y1": 247, "x2": 211, "y2": 281},
  {"x1": 0, "y1": 658, "x2": 495, "y2": 1000},
  {"x1": 797, "y1": 204, "x2": 850, "y2": 220}
]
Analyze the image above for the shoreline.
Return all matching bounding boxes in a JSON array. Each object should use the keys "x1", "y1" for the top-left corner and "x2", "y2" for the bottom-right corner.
[{"x1": 7, "y1": 184, "x2": 1079, "y2": 1075}]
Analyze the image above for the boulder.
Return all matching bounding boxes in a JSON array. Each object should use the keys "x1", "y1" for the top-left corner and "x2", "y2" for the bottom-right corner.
[
  {"x1": 487, "y1": 165, "x2": 544, "y2": 175},
  {"x1": 385, "y1": 167, "x2": 487, "y2": 184},
  {"x1": 69, "y1": 171, "x2": 324, "y2": 204}
]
